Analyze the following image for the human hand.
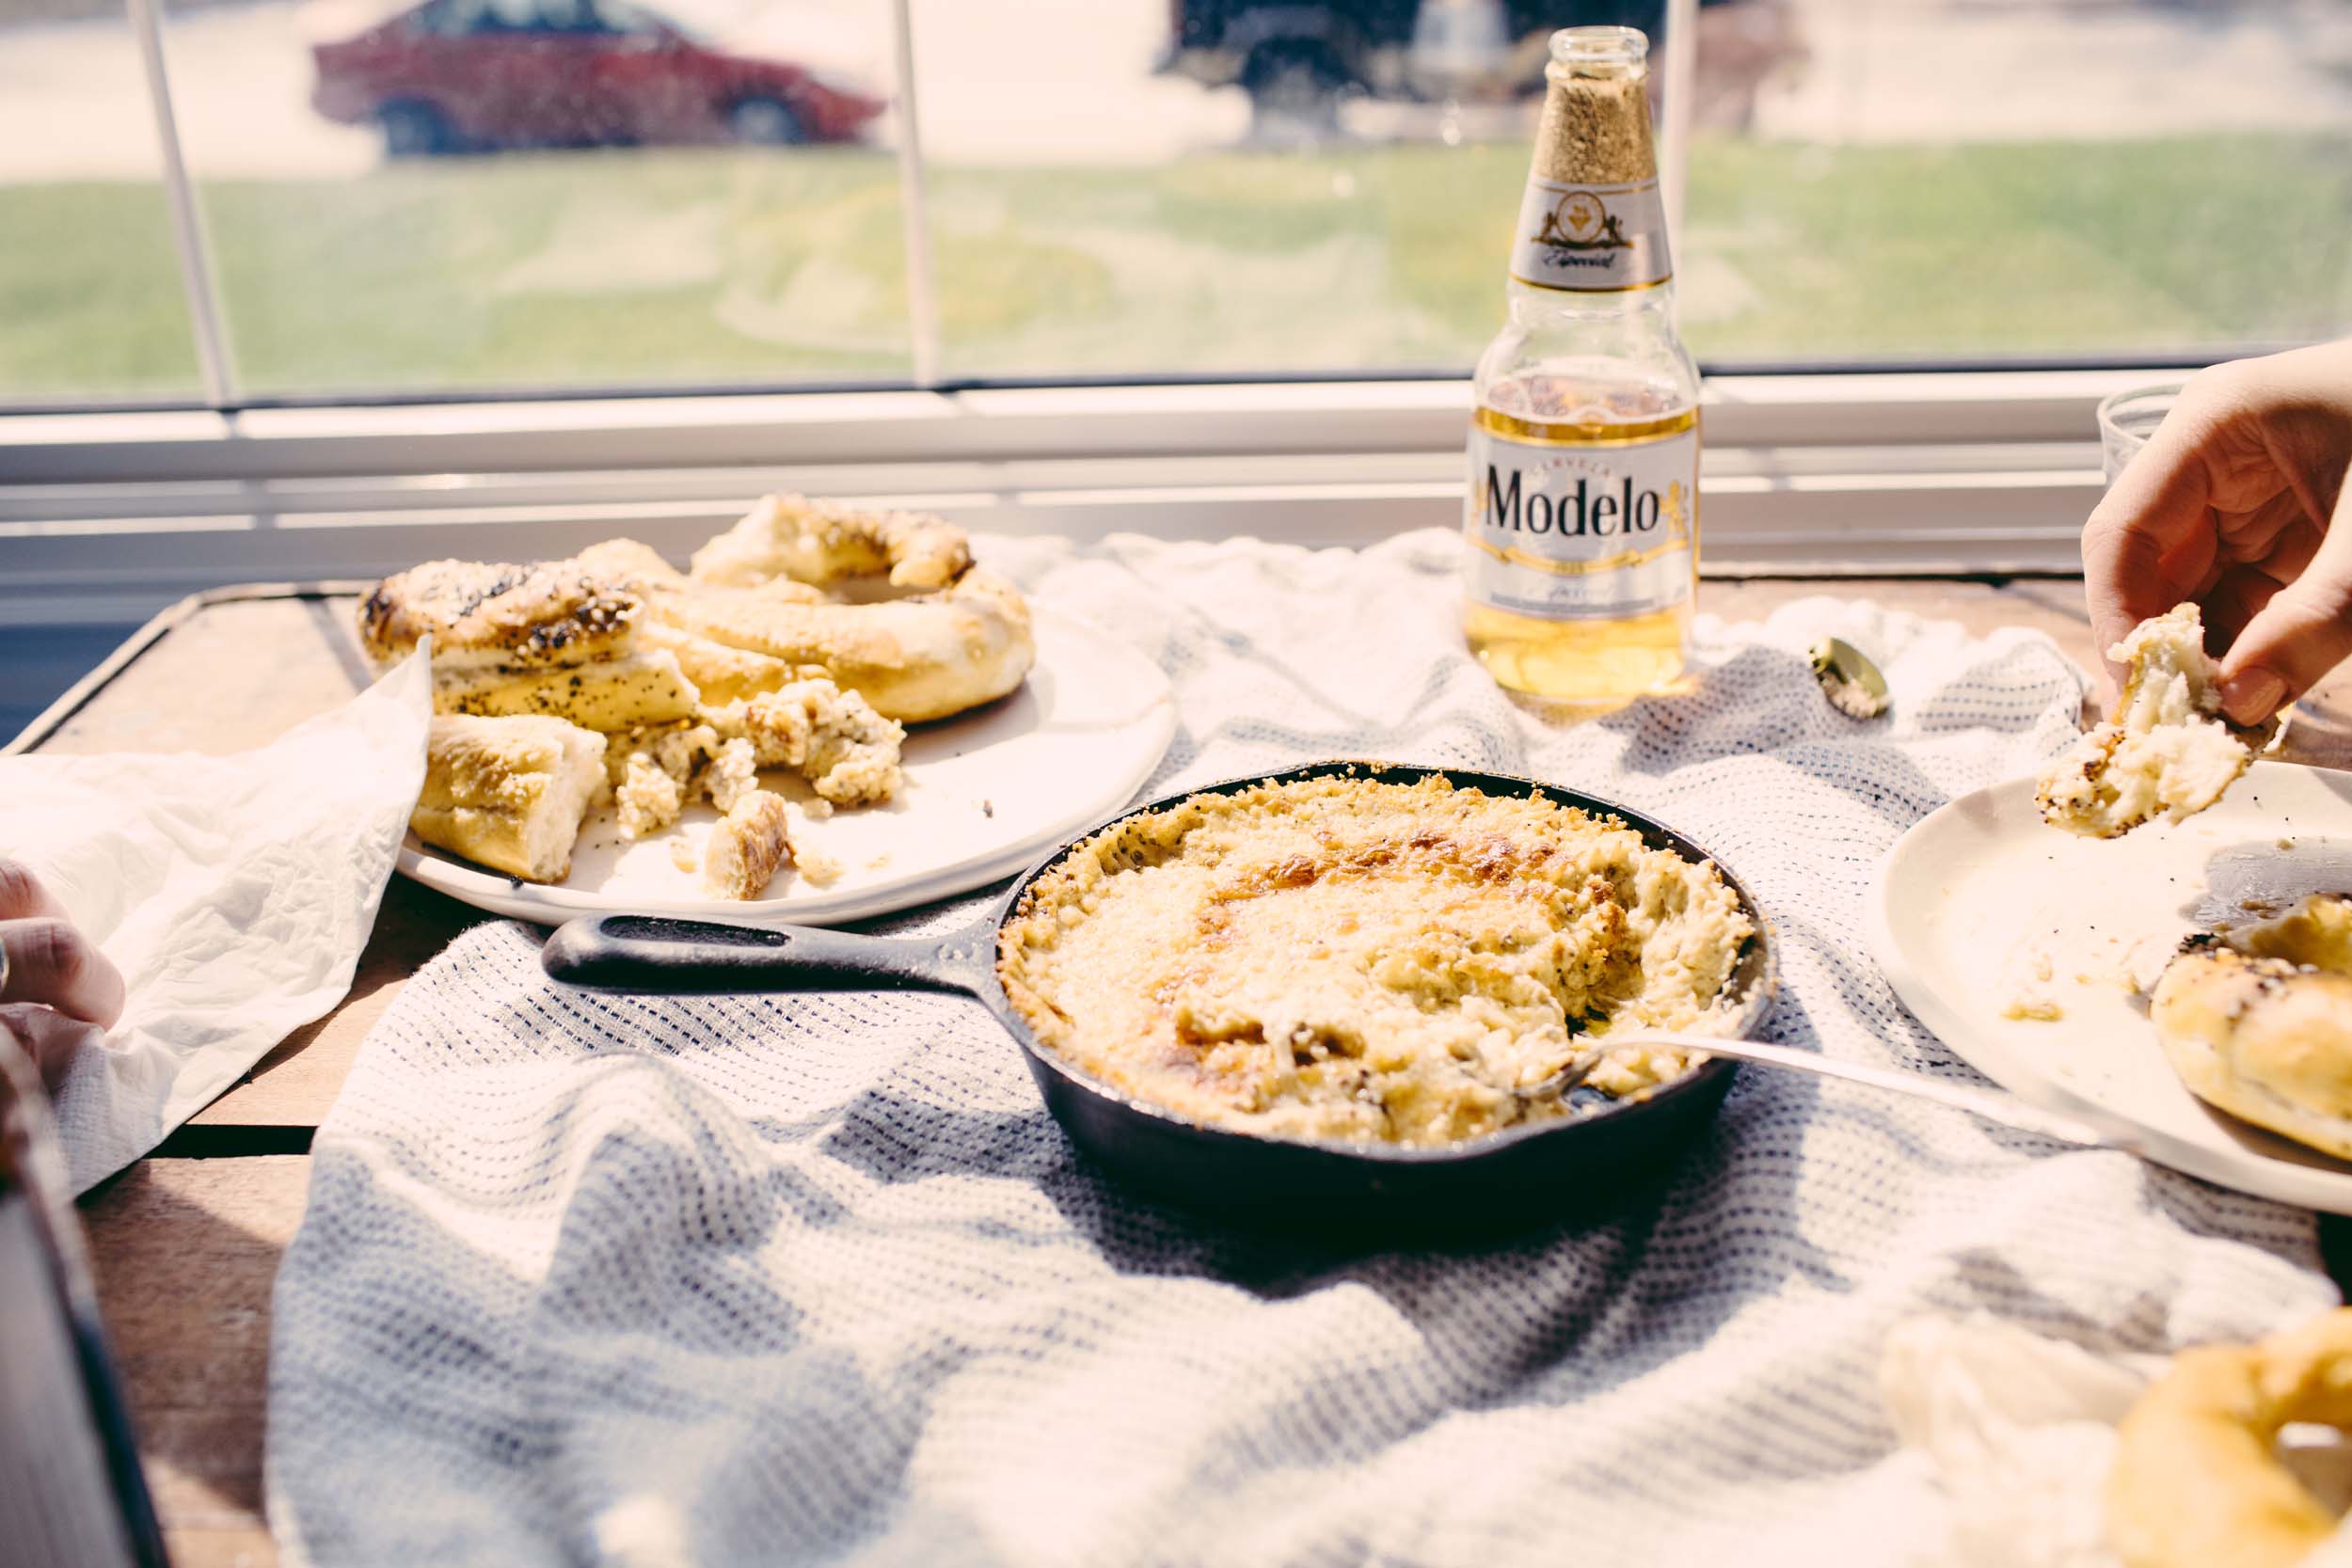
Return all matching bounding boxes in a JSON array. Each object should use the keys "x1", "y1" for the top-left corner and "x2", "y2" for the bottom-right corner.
[
  {"x1": 2082, "y1": 339, "x2": 2352, "y2": 724},
  {"x1": 0, "y1": 859, "x2": 125, "y2": 1082}
]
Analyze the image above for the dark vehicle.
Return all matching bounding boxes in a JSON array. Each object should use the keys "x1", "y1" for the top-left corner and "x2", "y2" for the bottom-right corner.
[
  {"x1": 312, "y1": 0, "x2": 886, "y2": 157},
  {"x1": 1164, "y1": 0, "x2": 1802, "y2": 129}
]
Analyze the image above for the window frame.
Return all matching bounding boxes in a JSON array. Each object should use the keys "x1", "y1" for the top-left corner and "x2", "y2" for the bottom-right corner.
[{"x1": 0, "y1": 367, "x2": 2151, "y2": 479}]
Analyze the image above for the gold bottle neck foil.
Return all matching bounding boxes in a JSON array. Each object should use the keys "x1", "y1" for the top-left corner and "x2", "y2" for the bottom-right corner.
[{"x1": 1530, "y1": 30, "x2": 1658, "y2": 186}]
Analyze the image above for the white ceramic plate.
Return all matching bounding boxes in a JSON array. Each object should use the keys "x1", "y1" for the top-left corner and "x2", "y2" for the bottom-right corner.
[
  {"x1": 1867, "y1": 760, "x2": 2352, "y2": 1212},
  {"x1": 396, "y1": 607, "x2": 1176, "y2": 927}
]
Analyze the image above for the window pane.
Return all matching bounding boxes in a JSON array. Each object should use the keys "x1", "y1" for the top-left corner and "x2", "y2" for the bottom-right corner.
[
  {"x1": 913, "y1": 0, "x2": 1565, "y2": 378},
  {"x1": 29, "y1": 0, "x2": 2347, "y2": 404},
  {"x1": 160, "y1": 0, "x2": 911, "y2": 395},
  {"x1": 1681, "y1": 0, "x2": 2352, "y2": 361},
  {"x1": 0, "y1": 0, "x2": 201, "y2": 403},
  {"x1": 914, "y1": 0, "x2": 2349, "y2": 378}
]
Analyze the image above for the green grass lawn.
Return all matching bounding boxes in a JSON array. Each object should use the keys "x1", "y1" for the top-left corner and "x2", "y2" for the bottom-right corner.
[{"x1": 6, "y1": 132, "x2": 2348, "y2": 402}]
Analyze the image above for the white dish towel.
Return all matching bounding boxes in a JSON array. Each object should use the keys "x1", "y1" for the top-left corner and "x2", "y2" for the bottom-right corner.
[
  {"x1": 265, "y1": 532, "x2": 2334, "y2": 1568},
  {"x1": 1867, "y1": 1313, "x2": 2352, "y2": 1568},
  {"x1": 0, "y1": 649, "x2": 429, "y2": 1191}
]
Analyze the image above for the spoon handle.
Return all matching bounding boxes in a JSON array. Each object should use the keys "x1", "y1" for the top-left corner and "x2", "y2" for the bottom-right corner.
[{"x1": 1636, "y1": 1033, "x2": 2131, "y2": 1152}]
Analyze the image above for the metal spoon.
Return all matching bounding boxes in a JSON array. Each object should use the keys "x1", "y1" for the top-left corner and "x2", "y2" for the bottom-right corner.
[
  {"x1": 1810, "y1": 637, "x2": 1890, "y2": 720},
  {"x1": 1519, "y1": 1032, "x2": 2141, "y2": 1154}
]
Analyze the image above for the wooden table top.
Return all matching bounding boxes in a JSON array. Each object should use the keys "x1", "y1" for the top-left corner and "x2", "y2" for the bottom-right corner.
[{"x1": 43, "y1": 578, "x2": 2352, "y2": 1566}]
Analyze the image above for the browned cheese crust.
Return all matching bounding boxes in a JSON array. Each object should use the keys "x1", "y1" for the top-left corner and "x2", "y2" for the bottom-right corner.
[{"x1": 996, "y1": 774, "x2": 1751, "y2": 1148}]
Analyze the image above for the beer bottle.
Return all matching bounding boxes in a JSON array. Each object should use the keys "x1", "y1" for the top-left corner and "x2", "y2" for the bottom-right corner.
[{"x1": 1464, "y1": 25, "x2": 1700, "y2": 702}]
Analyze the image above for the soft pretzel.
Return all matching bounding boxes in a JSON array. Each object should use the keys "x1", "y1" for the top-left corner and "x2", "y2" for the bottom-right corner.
[
  {"x1": 2151, "y1": 895, "x2": 2352, "y2": 1160},
  {"x1": 689, "y1": 493, "x2": 972, "y2": 592},
  {"x1": 571, "y1": 536, "x2": 688, "y2": 592},
  {"x1": 360, "y1": 558, "x2": 640, "y2": 670},
  {"x1": 2106, "y1": 1307, "x2": 2352, "y2": 1568},
  {"x1": 360, "y1": 555, "x2": 701, "y2": 731},
  {"x1": 581, "y1": 517, "x2": 1033, "y2": 722},
  {"x1": 649, "y1": 567, "x2": 1034, "y2": 723},
  {"x1": 410, "y1": 715, "x2": 605, "y2": 883}
]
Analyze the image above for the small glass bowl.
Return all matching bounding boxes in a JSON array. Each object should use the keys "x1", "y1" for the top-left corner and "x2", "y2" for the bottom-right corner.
[{"x1": 2097, "y1": 384, "x2": 2184, "y2": 486}]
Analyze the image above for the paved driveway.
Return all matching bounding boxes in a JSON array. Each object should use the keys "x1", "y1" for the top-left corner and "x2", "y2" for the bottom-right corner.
[{"x1": 0, "y1": 0, "x2": 2344, "y2": 181}]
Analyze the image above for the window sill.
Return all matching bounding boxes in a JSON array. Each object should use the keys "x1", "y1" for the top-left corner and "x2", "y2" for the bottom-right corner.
[{"x1": 0, "y1": 368, "x2": 2169, "y2": 626}]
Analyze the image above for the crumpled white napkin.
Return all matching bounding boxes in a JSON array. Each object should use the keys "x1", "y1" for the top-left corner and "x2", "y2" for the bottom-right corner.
[
  {"x1": 1874, "y1": 1314, "x2": 2352, "y2": 1568},
  {"x1": 0, "y1": 648, "x2": 431, "y2": 1191}
]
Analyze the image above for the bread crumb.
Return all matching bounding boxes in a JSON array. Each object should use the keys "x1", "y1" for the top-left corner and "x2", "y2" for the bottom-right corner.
[
  {"x1": 702, "y1": 791, "x2": 793, "y2": 900},
  {"x1": 615, "y1": 752, "x2": 683, "y2": 841},
  {"x1": 700, "y1": 677, "x2": 903, "y2": 806},
  {"x1": 698, "y1": 736, "x2": 760, "y2": 813},
  {"x1": 651, "y1": 721, "x2": 722, "y2": 783},
  {"x1": 1999, "y1": 939, "x2": 2062, "y2": 1022},
  {"x1": 667, "y1": 836, "x2": 698, "y2": 874}
]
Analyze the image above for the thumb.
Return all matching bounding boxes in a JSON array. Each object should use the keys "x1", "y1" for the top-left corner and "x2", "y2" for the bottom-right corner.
[{"x1": 2218, "y1": 530, "x2": 2352, "y2": 724}]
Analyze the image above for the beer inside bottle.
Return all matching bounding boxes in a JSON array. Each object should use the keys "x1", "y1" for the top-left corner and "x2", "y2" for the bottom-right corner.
[{"x1": 1463, "y1": 25, "x2": 1700, "y2": 702}]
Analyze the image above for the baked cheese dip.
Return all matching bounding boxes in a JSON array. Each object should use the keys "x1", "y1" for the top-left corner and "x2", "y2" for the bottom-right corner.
[{"x1": 995, "y1": 774, "x2": 1753, "y2": 1147}]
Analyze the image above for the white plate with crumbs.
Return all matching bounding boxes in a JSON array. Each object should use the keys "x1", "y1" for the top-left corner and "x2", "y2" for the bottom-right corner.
[
  {"x1": 396, "y1": 608, "x2": 1176, "y2": 926},
  {"x1": 1867, "y1": 760, "x2": 2352, "y2": 1213}
]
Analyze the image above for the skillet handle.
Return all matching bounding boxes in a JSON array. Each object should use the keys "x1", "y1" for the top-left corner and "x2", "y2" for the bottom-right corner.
[{"x1": 542, "y1": 913, "x2": 993, "y2": 997}]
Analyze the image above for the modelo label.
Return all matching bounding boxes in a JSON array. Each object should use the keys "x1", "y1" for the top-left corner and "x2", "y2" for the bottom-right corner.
[
  {"x1": 1509, "y1": 178, "x2": 1673, "y2": 293},
  {"x1": 1463, "y1": 412, "x2": 1696, "y2": 619}
]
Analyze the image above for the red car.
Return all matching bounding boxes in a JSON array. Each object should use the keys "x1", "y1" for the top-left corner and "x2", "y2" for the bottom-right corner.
[{"x1": 312, "y1": 0, "x2": 886, "y2": 155}]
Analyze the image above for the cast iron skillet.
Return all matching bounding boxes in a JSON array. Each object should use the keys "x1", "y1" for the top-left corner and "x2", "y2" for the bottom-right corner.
[{"x1": 542, "y1": 761, "x2": 1778, "y2": 1227}]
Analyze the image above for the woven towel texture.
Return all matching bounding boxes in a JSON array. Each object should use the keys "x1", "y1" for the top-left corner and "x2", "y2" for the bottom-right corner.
[{"x1": 265, "y1": 531, "x2": 2332, "y2": 1568}]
